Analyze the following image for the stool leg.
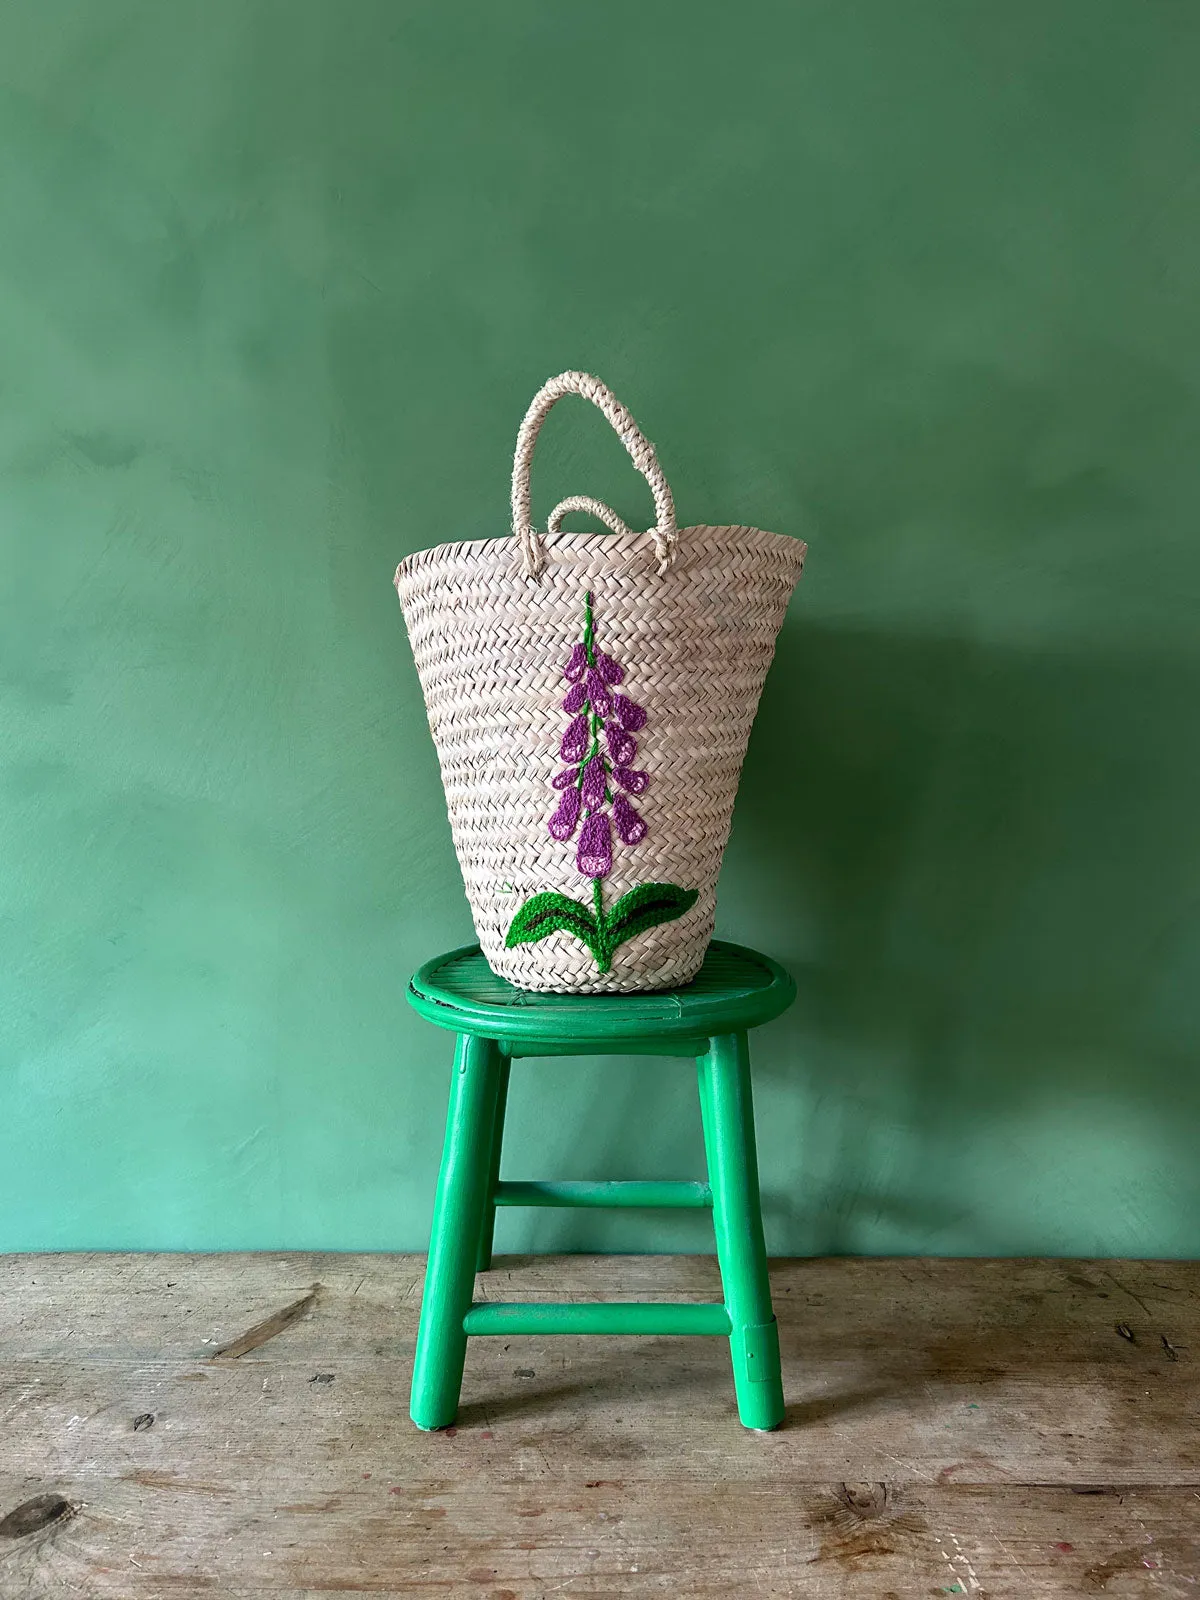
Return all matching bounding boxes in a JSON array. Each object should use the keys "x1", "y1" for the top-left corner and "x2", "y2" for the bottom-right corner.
[
  {"x1": 410, "y1": 1033, "x2": 504, "y2": 1431},
  {"x1": 475, "y1": 1055, "x2": 511, "y2": 1272},
  {"x1": 696, "y1": 1049, "x2": 716, "y2": 1180},
  {"x1": 699, "y1": 1032, "x2": 785, "y2": 1431}
]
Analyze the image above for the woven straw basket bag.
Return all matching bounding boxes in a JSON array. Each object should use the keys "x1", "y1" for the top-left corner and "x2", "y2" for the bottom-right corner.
[{"x1": 394, "y1": 372, "x2": 806, "y2": 993}]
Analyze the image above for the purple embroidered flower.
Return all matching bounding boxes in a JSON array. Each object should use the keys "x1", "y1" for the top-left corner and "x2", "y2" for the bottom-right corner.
[
  {"x1": 548, "y1": 785, "x2": 582, "y2": 841},
  {"x1": 606, "y1": 725, "x2": 637, "y2": 768},
  {"x1": 612, "y1": 694, "x2": 647, "y2": 732},
  {"x1": 563, "y1": 643, "x2": 588, "y2": 683},
  {"x1": 612, "y1": 793, "x2": 647, "y2": 846},
  {"x1": 545, "y1": 592, "x2": 652, "y2": 881},
  {"x1": 560, "y1": 714, "x2": 589, "y2": 763},
  {"x1": 577, "y1": 810, "x2": 612, "y2": 877}
]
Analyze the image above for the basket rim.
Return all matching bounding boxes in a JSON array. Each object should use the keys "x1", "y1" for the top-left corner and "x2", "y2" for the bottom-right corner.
[{"x1": 394, "y1": 524, "x2": 807, "y2": 585}]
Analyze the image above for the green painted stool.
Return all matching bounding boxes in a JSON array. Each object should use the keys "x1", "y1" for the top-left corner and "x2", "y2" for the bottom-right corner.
[{"x1": 406, "y1": 939, "x2": 795, "y2": 1432}]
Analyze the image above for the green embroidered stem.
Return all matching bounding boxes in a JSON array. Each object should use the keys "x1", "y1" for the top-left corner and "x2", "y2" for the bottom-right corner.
[
  {"x1": 576, "y1": 593, "x2": 614, "y2": 800},
  {"x1": 575, "y1": 594, "x2": 610, "y2": 795},
  {"x1": 578, "y1": 709, "x2": 604, "y2": 788},
  {"x1": 592, "y1": 876, "x2": 604, "y2": 937}
]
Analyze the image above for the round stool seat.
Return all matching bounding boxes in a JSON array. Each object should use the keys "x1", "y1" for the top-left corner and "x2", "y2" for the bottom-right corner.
[{"x1": 408, "y1": 939, "x2": 795, "y2": 1048}]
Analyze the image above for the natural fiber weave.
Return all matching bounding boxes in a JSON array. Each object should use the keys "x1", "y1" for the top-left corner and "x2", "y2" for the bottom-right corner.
[{"x1": 395, "y1": 373, "x2": 805, "y2": 993}]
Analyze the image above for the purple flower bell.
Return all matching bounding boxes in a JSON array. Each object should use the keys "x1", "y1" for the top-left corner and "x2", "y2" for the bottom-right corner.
[
  {"x1": 560, "y1": 714, "x2": 589, "y2": 763},
  {"x1": 606, "y1": 726, "x2": 637, "y2": 767},
  {"x1": 612, "y1": 694, "x2": 647, "y2": 732},
  {"x1": 563, "y1": 643, "x2": 588, "y2": 683},
  {"x1": 580, "y1": 755, "x2": 606, "y2": 809},
  {"x1": 584, "y1": 667, "x2": 612, "y2": 719},
  {"x1": 577, "y1": 810, "x2": 612, "y2": 877},
  {"x1": 613, "y1": 765, "x2": 649, "y2": 795},
  {"x1": 612, "y1": 793, "x2": 646, "y2": 846},
  {"x1": 548, "y1": 785, "x2": 582, "y2": 841}
]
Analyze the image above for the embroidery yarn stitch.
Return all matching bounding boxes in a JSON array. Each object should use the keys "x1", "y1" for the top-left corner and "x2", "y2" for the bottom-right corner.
[{"x1": 504, "y1": 591, "x2": 697, "y2": 973}]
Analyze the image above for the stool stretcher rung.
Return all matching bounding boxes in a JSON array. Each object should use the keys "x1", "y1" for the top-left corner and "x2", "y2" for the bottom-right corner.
[
  {"x1": 494, "y1": 1179, "x2": 712, "y2": 1210},
  {"x1": 463, "y1": 1301, "x2": 733, "y2": 1337}
]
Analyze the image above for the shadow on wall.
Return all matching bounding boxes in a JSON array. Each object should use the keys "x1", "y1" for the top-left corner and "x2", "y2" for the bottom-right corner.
[
  {"x1": 736, "y1": 613, "x2": 1200, "y2": 1254},
  {"x1": 500, "y1": 614, "x2": 1200, "y2": 1257}
]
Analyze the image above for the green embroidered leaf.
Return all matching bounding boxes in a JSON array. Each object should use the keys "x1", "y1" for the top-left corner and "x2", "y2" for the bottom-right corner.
[
  {"x1": 604, "y1": 882, "x2": 699, "y2": 955},
  {"x1": 505, "y1": 892, "x2": 604, "y2": 964},
  {"x1": 506, "y1": 882, "x2": 698, "y2": 974}
]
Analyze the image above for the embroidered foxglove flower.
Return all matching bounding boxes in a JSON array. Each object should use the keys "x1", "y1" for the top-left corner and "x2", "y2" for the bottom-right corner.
[
  {"x1": 545, "y1": 593, "x2": 651, "y2": 874},
  {"x1": 509, "y1": 589, "x2": 698, "y2": 976}
]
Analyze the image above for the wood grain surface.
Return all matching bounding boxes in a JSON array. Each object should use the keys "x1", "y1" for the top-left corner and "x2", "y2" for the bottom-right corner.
[{"x1": 1, "y1": 1254, "x2": 1197, "y2": 1596}]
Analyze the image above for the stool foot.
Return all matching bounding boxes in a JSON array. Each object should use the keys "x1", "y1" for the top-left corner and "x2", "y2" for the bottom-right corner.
[
  {"x1": 728, "y1": 1316, "x2": 785, "y2": 1431},
  {"x1": 410, "y1": 1033, "x2": 505, "y2": 1431},
  {"x1": 700, "y1": 1032, "x2": 786, "y2": 1431}
]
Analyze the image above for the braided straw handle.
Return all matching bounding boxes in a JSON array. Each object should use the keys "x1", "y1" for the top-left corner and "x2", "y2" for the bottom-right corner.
[
  {"x1": 510, "y1": 371, "x2": 678, "y2": 578},
  {"x1": 547, "y1": 495, "x2": 633, "y2": 539}
]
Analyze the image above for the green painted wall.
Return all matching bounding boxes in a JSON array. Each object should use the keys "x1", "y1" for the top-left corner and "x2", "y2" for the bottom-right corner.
[{"x1": 3, "y1": 1, "x2": 1199, "y2": 1256}]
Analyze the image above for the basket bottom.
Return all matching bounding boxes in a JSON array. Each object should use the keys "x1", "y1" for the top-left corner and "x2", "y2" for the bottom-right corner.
[{"x1": 480, "y1": 944, "x2": 710, "y2": 996}]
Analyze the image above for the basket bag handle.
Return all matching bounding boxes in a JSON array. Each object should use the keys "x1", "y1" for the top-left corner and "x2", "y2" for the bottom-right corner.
[{"x1": 510, "y1": 371, "x2": 678, "y2": 578}]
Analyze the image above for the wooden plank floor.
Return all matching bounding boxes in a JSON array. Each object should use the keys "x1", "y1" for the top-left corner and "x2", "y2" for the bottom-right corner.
[{"x1": 1, "y1": 1255, "x2": 1198, "y2": 1598}]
